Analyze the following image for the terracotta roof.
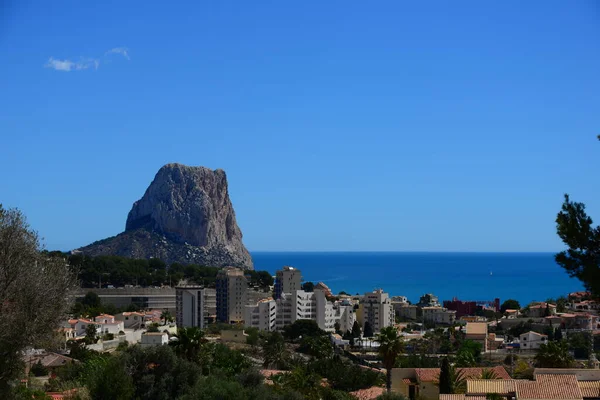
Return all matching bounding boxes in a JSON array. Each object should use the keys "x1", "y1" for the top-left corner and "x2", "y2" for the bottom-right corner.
[
  {"x1": 467, "y1": 379, "x2": 518, "y2": 394},
  {"x1": 578, "y1": 381, "x2": 600, "y2": 398},
  {"x1": 402, "y1": 378, "x2": 417, "y2": 385},
  {"x1": 439, "y1": 395, "x2": 465, "y2": 400},
  {"x1": 466, "y1": 322, "x2": 488, "y2": 335},
  {"x1": 415, "y1": 366, "x2": 510, "y2": 382},
  {"x1": 523, "y1": 331, "x2": 548, "y2": 337},
  {"x1": 349, "y1": 386, "x2": 385, "y2": 400},
  {"x1": 517, "y1": 375, "x2": 583, "y2": 399}
]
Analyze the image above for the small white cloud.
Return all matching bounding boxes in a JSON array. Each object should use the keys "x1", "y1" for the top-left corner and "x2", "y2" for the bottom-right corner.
[
  {"x1": 45, "y1": 47, "x2": 129, "y2": 72},
  {"x1": 45, "y1": 57, "x2": 99, "y2": 72},
  {"x1": 105, "y1": 47, "x2": 130, "y2": 60}
]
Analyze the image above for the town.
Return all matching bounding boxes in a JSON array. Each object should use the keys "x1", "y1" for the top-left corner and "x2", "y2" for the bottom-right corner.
[{"x1": 20, "y1": 263, "x2": 600, "y2": 399}]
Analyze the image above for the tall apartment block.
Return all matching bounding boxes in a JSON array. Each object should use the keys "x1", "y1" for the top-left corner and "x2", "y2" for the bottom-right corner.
[
  {"x1": 216, "y1": 267, "x2": 247, "y2": 324},
  {"x1": 273, "y1": 266, "x2": 302, "y2": 300},
  {"x1": 358, "y1": 289, "x2": 394, "y2": 333},
  {"x1": 175, "y1": 286, "x2": 210, "y2": 329}
]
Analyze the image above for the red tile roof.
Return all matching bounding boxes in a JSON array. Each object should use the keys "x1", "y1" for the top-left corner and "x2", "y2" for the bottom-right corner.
[
  {"x1": 517, "y1": 375, "x2": 583, "y2": 399},
  {"x1": 415, "y1": 366, "x2": 510, "y2": 382},
  {"x1": 578, "y1": 381, "x2": 600, "y2": 398},
  {"x1": 350, "y1": 386, "x2": 385, "y2": 400}
]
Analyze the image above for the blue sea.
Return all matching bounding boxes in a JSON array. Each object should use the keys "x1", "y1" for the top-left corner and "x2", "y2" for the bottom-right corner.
[{"x1": 251, "y1": 252, "x2": 583, "y2": 306}]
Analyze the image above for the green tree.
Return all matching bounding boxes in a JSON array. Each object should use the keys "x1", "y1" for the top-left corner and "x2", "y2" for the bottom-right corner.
[
  {"x1": 161, "y1": 310, "x2": 173, "y2": 325},
  {"x1": 302, "y1": 282, "x2": 315, "y2": 292},
  {"x1": 377, "y1": 327, "x2": 404, "y2": 393},
  {"x1": 85, "y1": 324, "x2": 98, "y2": 344},
  {"x1": 438, "y1": 357, "x2": 466, "y2": 394},
  {"x1": 500, "y1": 299, "x2": 520, "y2": 313},
  {"x1": 82, "y1": 292, "x2": 102, "y2": 309},
  {"x1": 261, "y1": 331, "x2": 289, "y2": 369},
  {"x1": 169, "y1": 327, "x2": 206, "y2": 362},
  {"x1": 0, "y1": 206, "x2": 77, "y2": 396},
  {"x1": 87, "y1": 356, "x2": 135, "y2": 400},
  {"x1": 555, "y1": 193, "x2": 600, "y2": 296},
  {"x1": 283, "y1": 319, "x2": 325, "y2": 341},
  {"x1": 555, "y1": 327, "x2": 563, "y2": 341},
  {"x1": 457, "y1": 340, "x2": 482, "y2": 364},
  {"x1": 298, "y1": 335, "x2": 334, "y2": 359},
  {"x1": 351, "y1": 321, "x2": 362, "y2": 338},
  {"x1": 534, "y1": 340, "x2": 574, "y2": 368},
  {"x1": 438, "y1": 357, "x2": 452, "y2": 394},
  {"x1": 363, "y1": 321, "x2": 374, "y2": 338},
  {"x1": 30, "y1": 360, "x2": 48, "y2": 377},
  {"x1": 479, "y1": 368, "x2": 499, "y2": 379}
]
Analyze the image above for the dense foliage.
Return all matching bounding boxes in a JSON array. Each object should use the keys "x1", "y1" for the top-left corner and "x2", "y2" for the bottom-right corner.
[{"x1": 54, "y1": 253, "x2": 274, "y2": 289}]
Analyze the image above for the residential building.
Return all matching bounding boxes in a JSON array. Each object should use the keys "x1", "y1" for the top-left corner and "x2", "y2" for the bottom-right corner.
[
  {"x1": 444, "y1": 298, "x2": 477, "y2": 318},
  {"x1": 92, "y1": 314, "x2": 124, "y2": 335},
  {"x1": 359, "y1": 289, "x2": 394, "y2": 333},
  {"x1": 392, "y1": 366, "x2": 510, "y2": 400},
  {"x1": 520, "y1": 331, "x2": 548, "y2": 350},
  {"x1": 395, "y1": 303, "x2": 418, "y2": 321},
  {"x1": 465, "y1": 322, "x2": 488, "y2": 352},
  {"x1": 422, "y1": 306, "x2": 456, "y2": 325},
  {"x1": 175, "y1": 286, "x2": 210, "y2": 329},
  {"x1": 66, "y1": 318, "x2": 101, "y2": 337},
  {"x1": 140, "y1": 332, "x2": 168, "y2": 347},
  {"x1": 274, "y1": 289, "x2": 336, "y2": 332},
  {"x1": 334, "y1": 303, "x2": 355, "y2": 333},
  {"x1": 391, "y1": 296, "x2": 408, "y2": 303},
  {"x1": 216, "y1": 267, "x2": 247, "y2": 324},
  {"x1": 274, "y1": 266, "x2": 302, "y2": 300},
  {"x1": 417, "y1": 293, "x2": 440, "y2": 308},
  {"x1": 115, "y1": 312, "x2": 145, "y2": 329},
  {"x1": 245, "y1": 298, "x2": 277, "y2": 332},
  {"x1": 504, "y1": 309, "x2": 519, "y2": 319},
  {"x1": 527, "y1": 302, "x2": 557, "y2": 318}
]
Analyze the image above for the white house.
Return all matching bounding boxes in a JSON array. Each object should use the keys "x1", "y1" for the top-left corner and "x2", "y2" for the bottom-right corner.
[
  {"x1": 520, "y1": 331, "x2": 548, "y2": 350},
  {"x1": 115, "y1": 312, "x2": 146, "y2": 329},
  {"x1": 140, "y1": 332, "x2": 169, "y2": 347},
  {"x1": 69, "y1": 319, "x2": 101, "y2": 337}
]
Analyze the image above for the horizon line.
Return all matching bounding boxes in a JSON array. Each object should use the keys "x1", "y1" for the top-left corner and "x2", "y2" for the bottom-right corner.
[{"x1": 249, "y1": 250, "x2": 559, "y2": 254}]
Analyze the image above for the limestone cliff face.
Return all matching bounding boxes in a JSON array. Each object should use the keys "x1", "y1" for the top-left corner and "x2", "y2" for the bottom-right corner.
[{"x1": 78, "y1": 164, "x2": 253, "y2": 269}]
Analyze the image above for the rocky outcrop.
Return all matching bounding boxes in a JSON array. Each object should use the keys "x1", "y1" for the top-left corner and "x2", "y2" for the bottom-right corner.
[{"x1": 78, "y1": 164, "x2": 253, "y2": 269}]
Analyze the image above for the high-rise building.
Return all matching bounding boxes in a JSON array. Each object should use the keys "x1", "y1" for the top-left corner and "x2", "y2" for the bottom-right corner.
[
  {"x1": 216, "y1": 267, "x2": 247, "y2": 323},
  {"x1": 358, "y1": 289, "x2": 394, "y2": 333},
  {"x1": 273, "y1": 289, "x2": 335, "y2": 332},
  {"x1": 274, "y1": 266, "x2": 302, "y2": 300},
  {"x1": 176, "y1": 286, "x2": 210, "y2": 329}
]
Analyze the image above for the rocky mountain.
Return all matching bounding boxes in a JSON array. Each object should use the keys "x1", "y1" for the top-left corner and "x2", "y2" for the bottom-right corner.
[{"x1": 78, "y1": 163, "x2": 253, "y2": 269}]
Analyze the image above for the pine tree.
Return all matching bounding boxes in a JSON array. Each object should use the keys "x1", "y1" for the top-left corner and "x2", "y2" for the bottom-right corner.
[{"x1": 439, "y1": 357, "x2": 452, "y2": 394}]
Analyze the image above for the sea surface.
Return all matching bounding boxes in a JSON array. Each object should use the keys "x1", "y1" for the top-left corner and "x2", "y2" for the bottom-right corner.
[{"x1": 251, "y1": 252, "x2": 583, "y2": 306}]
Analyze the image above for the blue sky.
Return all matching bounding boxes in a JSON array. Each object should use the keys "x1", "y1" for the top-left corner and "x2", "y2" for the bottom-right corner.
[{"x1": 1, "y1": 1, "x2": 599, "y2": 252}]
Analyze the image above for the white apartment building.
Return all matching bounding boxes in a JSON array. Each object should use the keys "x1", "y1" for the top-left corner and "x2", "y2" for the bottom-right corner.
[
  {"x1": 176, "y1": 286, "x2": 210, "y2": 329},
  {"x1": 216, "y1": 268, "x2": 247, "y2": 324},
  {"x1": 245, "y1": 298, "x2": 277, "y2": 331},
  {"x1": 422, "y1": 306, "x2": 456, "y2": 325},
  {"x1": 272, "y1": 289, "x2": 336, "y2": 332},
  {"x1": 359, "y1": 289, "x2": 394, "y2": 333},
  {"x1": 274, "y1": 266, "x2": 302, "y2": 300},
  {"x1": 334, "y1": 304, "x2": 356, "y2": 333}
]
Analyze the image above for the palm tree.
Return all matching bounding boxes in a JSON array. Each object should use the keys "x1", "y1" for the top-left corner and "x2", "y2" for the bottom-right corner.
[
  {"x1": 480, "y1": 368, "x2": 499, "y2": 379},
  {"x1": 160, "y1": 310, "x2": 173, "y2": 325},
  {"x1": 261, "y1": 331, "x2": 289, "y2": 369},
  {"x1": 377, "y1": 326, "x2": 404, "y2": 393},
  {"x1": 534, "y1": 340, "x2": 574, "y2": 368},
  {"x1": 169, "y1": 326, "x2": 206, "y2": 361}
]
